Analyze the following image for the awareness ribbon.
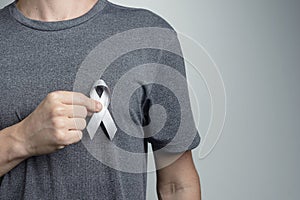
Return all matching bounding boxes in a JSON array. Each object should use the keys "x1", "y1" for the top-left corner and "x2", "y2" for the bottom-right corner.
[{"x1": 86, "y1": 79, "x2": 117, "y2": 140}]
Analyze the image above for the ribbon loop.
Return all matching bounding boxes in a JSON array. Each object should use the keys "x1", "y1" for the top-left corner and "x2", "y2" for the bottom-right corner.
[{"x1": 86, "y1": 79, "x2": 117, "y2": 140}]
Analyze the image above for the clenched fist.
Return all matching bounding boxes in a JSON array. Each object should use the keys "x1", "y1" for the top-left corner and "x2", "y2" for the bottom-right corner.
[{"x1": 17, "y1": 91, "x2": 102, "y2": 157}]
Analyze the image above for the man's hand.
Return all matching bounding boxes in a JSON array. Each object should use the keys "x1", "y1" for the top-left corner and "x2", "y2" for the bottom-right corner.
[
  {"x1": 0, "y1": 91, "x2": 101, "y2": 177},
  {"x1": 155, "y1": 151, "x2": 201, "y2": 200},
  {"x1": 15, "y1": 91, "x2": 102, "y2": 157}
]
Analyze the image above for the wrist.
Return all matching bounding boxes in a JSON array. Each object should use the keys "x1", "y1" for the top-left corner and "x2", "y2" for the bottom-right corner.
[{"x1": 4, "y1": 122, "x2": 31, "y2": 162}]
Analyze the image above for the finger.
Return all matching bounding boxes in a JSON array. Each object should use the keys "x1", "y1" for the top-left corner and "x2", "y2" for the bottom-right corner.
[
  {"x1": 55, "y1": 91, "x2": 102, "y2": 113},
  {"x1": 71, "y1": 92, "x2": 102, "y2": 113},
  {"x1": 66, "y1": 118, "x2": 87, "y2": 130},
  {"x1": 64, "y1": 130, "x2": 83, "y2": 145},
  {"x1": 64, "y1": 105, "x2": 88, "y2": 118}
]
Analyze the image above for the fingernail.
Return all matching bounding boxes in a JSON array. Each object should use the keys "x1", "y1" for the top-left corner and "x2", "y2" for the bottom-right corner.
[{"x1": 96, "y1": 102, "x2": 102, "y2": 111}]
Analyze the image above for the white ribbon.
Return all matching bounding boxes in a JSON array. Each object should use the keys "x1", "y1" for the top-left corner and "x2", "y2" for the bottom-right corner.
[{"x1": 86, "y1": 79, "x2": 117, "y2": 140}]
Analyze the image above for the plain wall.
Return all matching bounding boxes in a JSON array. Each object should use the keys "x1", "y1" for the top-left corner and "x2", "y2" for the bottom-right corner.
[{"x1": 1, "y1": 0, "x2": 299, "y2": 200}]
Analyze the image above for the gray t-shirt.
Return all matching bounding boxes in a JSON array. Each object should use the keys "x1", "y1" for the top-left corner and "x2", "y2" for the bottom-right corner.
[{"x1": 0, "y1": 0, "x2": 200, "y2": 199}]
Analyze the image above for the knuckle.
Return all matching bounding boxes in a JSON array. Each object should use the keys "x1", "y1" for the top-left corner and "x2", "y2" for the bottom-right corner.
[
  {"x1": 51, "y1": 118, "x2": 66, "y2": 129},
  {"x1": 73, "y1": 131, "x2": 83, "y2": 143},
  {"x1": 77, "y1": 131, "x2": 83, "y2": 140},
  {"x1": 51, "y1": 106, "x2": 65, "y2": 117},
  {"x1": 66, "y1": 131, "x2": 82, "y2": 145},
  {"x1": 81, "y1": 107, "x2": 88, "y2": 117},
  {"x1": 47, "y1": 91, "x2": 61, "y2": 102},
  {"x1": 81, "y1": 119, "x2": 87, "y2": 129},
  {"x1": 76, "y1": 118, "x2": 86, "y2": 130},
  {"x1": 73, "y1": 106, "x2": 87, "y2": 117},
  {"x1": 53, "y1": 131, "x2": 66, "y2": 144}
]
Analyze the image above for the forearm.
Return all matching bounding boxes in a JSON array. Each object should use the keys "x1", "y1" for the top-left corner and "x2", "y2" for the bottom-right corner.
[
  {"x1": 0, "y1": 123, "x2": 29, "y2": 177},
  {"x1": 157, "y1": 176, "x2": 201, "y2": 200}
]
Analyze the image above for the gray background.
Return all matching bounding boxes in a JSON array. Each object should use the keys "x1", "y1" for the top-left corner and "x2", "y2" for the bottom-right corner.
[{"x1": 1, "y1": 0, "x2": 299, "y2": 200}]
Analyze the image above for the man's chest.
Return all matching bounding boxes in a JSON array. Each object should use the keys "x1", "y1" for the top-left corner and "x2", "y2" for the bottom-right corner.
[{"x1": 0, "y1": 35, "x2": 89, "y2": 129}]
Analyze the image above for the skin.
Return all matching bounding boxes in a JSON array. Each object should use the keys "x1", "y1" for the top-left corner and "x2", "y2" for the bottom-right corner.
[
  {"x1": 1, "y1": 0, "x2": 202, "y2": 199},
  {"x1": 0, "y1": 91, "x2": 102, "y2": 176},
  {"x1": 155, "y1": 151, "x2": 201, "y2": 200},
  {"x1": 16, "y1": 0, "x2": 98, "y2": 21}
]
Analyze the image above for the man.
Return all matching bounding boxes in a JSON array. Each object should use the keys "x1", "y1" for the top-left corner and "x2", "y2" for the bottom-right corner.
[{"x1": 0, "y1": 0, "x2": 201, "y2": 199}]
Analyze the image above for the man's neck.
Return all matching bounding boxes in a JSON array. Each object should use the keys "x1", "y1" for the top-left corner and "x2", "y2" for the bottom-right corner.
[{"x1": 16, "y1": 0, "x2": 99, "y2": 22}]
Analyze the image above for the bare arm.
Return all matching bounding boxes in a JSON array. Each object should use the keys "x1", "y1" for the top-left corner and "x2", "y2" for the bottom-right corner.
[
  {"x1": 155, "y1": 151, "x2": 201, "y2": 200},
  {"x1": 0, "y1": 123, "x2": 28, "y2": 177},
  {"x1": 0, "y1": 91, "x2": 101, "y2": 177}
]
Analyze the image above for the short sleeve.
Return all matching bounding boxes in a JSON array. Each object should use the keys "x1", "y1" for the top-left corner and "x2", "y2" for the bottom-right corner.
[{"x1": 143, "y1": 27, "x2": 201, "y2": 153}]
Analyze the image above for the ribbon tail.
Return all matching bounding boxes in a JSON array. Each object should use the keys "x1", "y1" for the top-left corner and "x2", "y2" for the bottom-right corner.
[
  {"x1": 102, "y1": 111, "x2": 117, "y2": 140},
  {"x1": 87, "y1": 108, "x2": 106, "y2": 140}
]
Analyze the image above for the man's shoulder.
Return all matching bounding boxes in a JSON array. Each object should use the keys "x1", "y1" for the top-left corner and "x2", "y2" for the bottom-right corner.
[
  {"x1": 104, "y1": 1, "x2": 174, "y2": 30},
  {"x1": 0, "y1": 2, "x2": 11, "y2": 17},
  {"x1": 0, "y1": 4, "x2": 13, "y2": 28}
]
